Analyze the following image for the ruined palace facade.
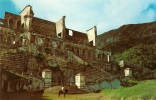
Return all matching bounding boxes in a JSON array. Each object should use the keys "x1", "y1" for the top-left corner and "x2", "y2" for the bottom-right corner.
[{"x1": 0, "y1": 5, "x2": 120, "y2": 92}]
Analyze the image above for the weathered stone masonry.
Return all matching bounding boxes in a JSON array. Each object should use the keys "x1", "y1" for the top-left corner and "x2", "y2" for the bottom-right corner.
[{"x1": 0, "y1": 5, "x2": 122, "y2": 92}]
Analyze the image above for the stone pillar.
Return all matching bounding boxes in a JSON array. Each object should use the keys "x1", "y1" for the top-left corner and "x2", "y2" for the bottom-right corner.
[
  {"x1": 79, "y1": 48, "x2": 81, "y2": 56},
  {"x1": 74, "y1": 48, "x2": 77, "y2": 55},
  {"x1": 85, "y1": 50, "x2": 88, "y2": 58}
]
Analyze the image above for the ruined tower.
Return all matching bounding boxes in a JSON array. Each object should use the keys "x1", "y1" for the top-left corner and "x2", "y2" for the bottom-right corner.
[
  {"x1": 20, "y1": 5, "x2": 34, "y2": 46},
  {"x1": 20, "y1": 5, "x2": 34, "y2": 31},
  {"x1": 86, "y1": 26, "x2": 97, "y2": 46},
  {"x1": 56, "y1": 16, "x2": 66, "y2": 39}
]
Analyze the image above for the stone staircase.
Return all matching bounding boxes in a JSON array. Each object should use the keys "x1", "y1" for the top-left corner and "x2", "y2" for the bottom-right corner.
[
  {"x1": 65, "y1": 50, "x2": 115, "y2": 84},
  {"x1": 0, "y1": 50, "x2": 29, "y2": 74}
]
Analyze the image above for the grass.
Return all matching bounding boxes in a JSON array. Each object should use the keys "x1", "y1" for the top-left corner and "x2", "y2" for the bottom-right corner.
[{"x1": 101, "y1": 80, "x2": 156, "y2": 99}]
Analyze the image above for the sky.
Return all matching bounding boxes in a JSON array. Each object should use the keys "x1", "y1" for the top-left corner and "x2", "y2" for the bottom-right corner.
[{"x1": 0, "y1": 0, "x2": 156, "y2": 35}]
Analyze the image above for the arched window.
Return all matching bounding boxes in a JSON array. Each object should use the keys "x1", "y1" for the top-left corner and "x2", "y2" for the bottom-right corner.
[
  {"x1": 9, "y1": 18, "x2": 13, "y2": 28},
  {"x1": 17, "y1": 20, "x2": 21, "y2": 29},
  {"x1": 93, "y1": 51, "x2": 96, "y2": 59},
  {"x1": 7, "y1": 36, "x2": 11, "y2": 44},
  {"x1": 88, "y1": 50, "x2": 90, "y2": 58},
  {"x1": 71, "y1": 47, "x2": 74, "y2": 52},
  {"x1": 38, "y1": 37, "x2": 43, "y2": 45},
  {"x1": 58, "y1": 44, "x2": 61, "y2": 49},
  {"x1": 82, "y1": 49, "x2": 85, "y2": 57},
  {"x1": 52, "y1": 41, "x2": 57, "y2": 48},
  {"x1": 21, "y1": 23, "x2": 24, "y2": 29},
  {"x1": 58, "y1": 32, "x2": 61, "y2": 38},
  {"x1": 97, "y1": 53, "x2": 100, "y2": 59}
]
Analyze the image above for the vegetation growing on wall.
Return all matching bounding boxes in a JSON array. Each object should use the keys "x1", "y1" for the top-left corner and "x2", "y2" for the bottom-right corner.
[{"x1": 114, "y1": 44, "x2": 156, "y2": 70}]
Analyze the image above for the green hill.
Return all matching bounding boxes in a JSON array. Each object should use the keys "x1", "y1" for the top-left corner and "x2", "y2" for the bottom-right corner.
[
  {"x1": 115, "y1": 44, "x2": 156, "y2": 70},
  {"x1": 101, "y1": 80, "x2": 156, "y2": 99},
  {"x1": 97, "y1": 22, "x2": 156, "y2": 69}
]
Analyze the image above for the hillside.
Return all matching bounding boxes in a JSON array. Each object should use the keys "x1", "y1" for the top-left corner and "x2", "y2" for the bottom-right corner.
[
  {"x1": 97, "y1": 22, "x2": 156, "y2": 52},
  {"x1": 97, "y1": 22, "x2": 156, "y2": 69},
  {"x1": 101, "y1": 80, "x2": 156, "y2": 99},
  {"x1": 115, "y1": 44, "x2": 156, "y2": 70}
]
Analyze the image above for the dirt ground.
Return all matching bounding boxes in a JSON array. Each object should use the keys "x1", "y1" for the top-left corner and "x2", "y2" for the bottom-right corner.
[
  {"x1": 0, "y1": 86, "x2": 107, "y2": 100},
  {"x1": 0, "y1": 92, "x2": 106, "y2": 100},
  {"x1": 44, "y1": 85, "x2": 87, "y2": 94}
]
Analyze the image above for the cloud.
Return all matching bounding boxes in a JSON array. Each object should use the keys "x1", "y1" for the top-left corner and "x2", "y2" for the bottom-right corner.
[
  {"x1": 11, "y1": 0, "x2": 156, "y2": 35},
  {"x1": 97, "y1": 0, "x2": 156, "y2": 33},
  {"x1": 141, "y1": 3, "x2": 156, "y2": 20}
]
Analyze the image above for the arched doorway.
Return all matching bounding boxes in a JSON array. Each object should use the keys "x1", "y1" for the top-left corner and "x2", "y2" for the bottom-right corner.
[
  {"x1": 17, "y1": 20, "x2": 21, "y2": 29},
  {"x1": 9, "y1": 18, "x2": 13, "y2": 28},
  {"x1": 42, "y1": 69, "x2": 52, "y2": 88}
]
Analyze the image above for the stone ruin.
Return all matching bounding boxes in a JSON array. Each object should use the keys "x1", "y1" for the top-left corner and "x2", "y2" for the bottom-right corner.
[{"x1": 0, "y1": 5, "x2": 155, "y2": 93}]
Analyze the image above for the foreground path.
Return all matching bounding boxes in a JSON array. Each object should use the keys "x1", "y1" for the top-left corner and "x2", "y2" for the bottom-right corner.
[
  {"x1": 1, "y1": 92, "x2": 106, "y2": 100},
  {"x1": 43, "y1": 93, "x2": 106, "y2": 100}
]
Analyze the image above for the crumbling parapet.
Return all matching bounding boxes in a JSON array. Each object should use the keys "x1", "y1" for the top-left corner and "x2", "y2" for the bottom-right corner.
[{"x1": 56, "y1": 16, "x2": 66, "y2": 39}]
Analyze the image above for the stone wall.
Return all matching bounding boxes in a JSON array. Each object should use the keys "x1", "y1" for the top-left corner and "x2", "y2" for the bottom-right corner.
[
  {"x1": 3, "y1": 12, "x2": 21, "y2": 29},
  {"x1": 31, "y1": 17, "x2": 56, "y2": 37},
  {"x1": 65, "y1": 28, "x2": 88, "y2": 44},
  {"x1": 85, "y1": 78, "x2": 120, "y2": 92}
]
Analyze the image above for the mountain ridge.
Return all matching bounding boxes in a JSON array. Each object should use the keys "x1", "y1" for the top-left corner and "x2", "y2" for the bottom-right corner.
[
  {"x1": 97, "y1": 21, "x2": 156, "y2": 69},
  {"x1": 97, "y1": 21, "x2": 156, "y2": 47}
]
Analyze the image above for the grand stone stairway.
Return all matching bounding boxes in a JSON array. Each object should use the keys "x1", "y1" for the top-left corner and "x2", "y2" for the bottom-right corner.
[
  {"x1": 0, "y1": 42, "x2": 44, "y2": 92},
  {"x1": 0, "y1": 37, "x2": 119, "y2": 92}
]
